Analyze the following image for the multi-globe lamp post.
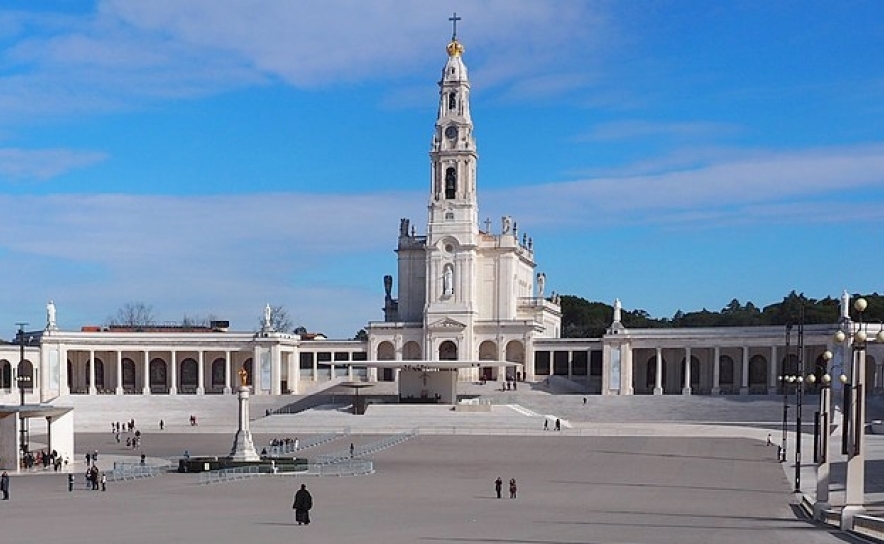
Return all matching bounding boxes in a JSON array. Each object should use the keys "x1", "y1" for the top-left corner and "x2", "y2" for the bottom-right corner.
[{"x1": 833, "y1": 296, "x2": 884, "y2": 529}]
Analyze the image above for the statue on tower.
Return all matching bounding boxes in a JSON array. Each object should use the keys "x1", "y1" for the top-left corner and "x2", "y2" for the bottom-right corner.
[
  {"x1": 613, "y1": 298, "x2": 622, "y2": 323},
  {"x1": 840, "y1": 290, "x2": 850, "y2": 321}
]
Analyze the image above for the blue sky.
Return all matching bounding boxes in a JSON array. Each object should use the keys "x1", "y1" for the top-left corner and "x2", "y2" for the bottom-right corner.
[{"x1": 1, "y1": 1, "x2": 883, "y2": 338}]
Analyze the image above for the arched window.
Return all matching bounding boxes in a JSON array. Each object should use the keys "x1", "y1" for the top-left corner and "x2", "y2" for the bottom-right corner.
[
  {"x1": 748, "y1": 355, "x2": 767, "y2": 386},
  {"x1": 180, "y1": 358, "x2": 198, "y2": 390},
  {"x1": 439, "y1": 341, "x2": 458, "y2": 360},
  {"x1": 445, "y1": 167, "x2": 457, "y2": 199},
  {"x1": 403, "y1": 342, "x2": 421, "y2": 361},
  {"x1": 122, "y1": 358, "x2": 136, "y2": 388},
  {"x1": 448, "y1": 92, "x2": 456, "y2": 110},
  {"x1": 149, "y1": 358, "x2": 167, "y2": 388},
  {"x1": 212, "y1": 358, "x2": 226, "y2": 387},
  {"x1": 0, "y1": 360, "x2": 10, "y2": 389}
]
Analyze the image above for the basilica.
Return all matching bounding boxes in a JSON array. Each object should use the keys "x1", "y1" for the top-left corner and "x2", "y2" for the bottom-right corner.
[{"x1": 0, "y1": 33, "x2": 881, "y2": 407}]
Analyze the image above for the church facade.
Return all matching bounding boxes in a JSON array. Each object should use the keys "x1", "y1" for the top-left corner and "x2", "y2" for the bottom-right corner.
[{"x1": 0, "y1": 34, "x2": 881, "y2": 404}]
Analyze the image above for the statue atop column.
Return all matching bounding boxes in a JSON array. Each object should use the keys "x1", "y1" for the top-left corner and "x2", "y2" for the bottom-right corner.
[
  {"x1": 46, "y1": 300, "x2": 57, "y2": 331},
  {"x1": 263, "y1": 303, "x2": 273, "y2": 332}
]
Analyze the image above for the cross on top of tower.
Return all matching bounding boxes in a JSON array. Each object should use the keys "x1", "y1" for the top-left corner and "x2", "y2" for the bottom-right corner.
[{"x1": 449, "y1": 12, "x2": 461, "y2": 40}]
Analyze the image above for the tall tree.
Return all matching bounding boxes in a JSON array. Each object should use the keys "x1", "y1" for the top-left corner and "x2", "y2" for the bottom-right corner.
[
  {"x1": 107, "y1": 302, "x2": 155, "y2": 327},
  {"x1": 259, "y1": 305, "x2": 294, "y2": 333}
]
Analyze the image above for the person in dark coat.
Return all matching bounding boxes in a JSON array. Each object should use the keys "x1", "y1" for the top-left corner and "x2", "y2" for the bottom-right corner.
[
  {"x1": 1, "y1": 471, "x2": 9, "y2": 500},
  {"x1": 292, "y1": 483, "x2": 313, "y2": 525},
  {"x1": 494, "y1": 477, "x2": 503, "y2": 499},
  {"x1": 509, "y1": 478, "x2": 517, "y2": 499}
]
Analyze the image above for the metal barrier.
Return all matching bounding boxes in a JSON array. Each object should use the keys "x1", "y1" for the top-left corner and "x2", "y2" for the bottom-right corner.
[
  {"x1": 266, "y1": 428, "x2": 351, "y2": 456},
  {"x1": 315, "y1": 428, "x2": 416, "y2": 464},
  {"x1": 199, "y1": 465, "x2": 262, "y2": 485},
  {"x1": 305, "y1": 460, "x2": 374, "y2": 476},
  {"x1": 106, "y1": 463, "x2": 163, "y2": 482}
]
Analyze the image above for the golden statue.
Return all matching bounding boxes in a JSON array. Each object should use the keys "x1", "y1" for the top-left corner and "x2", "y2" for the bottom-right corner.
[{"x1": 238, "y1": 367, "x2": 248, "y2": 387}]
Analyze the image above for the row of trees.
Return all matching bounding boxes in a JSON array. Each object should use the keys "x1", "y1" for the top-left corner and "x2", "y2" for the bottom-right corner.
[{"x1": 560, "y1": 291, "x2": 884, "y2": 338}]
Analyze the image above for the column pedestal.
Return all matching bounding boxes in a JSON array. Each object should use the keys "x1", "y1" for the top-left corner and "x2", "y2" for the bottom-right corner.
[{"x1": 229, "y1": 386, "x2": 259, "y2": 461}]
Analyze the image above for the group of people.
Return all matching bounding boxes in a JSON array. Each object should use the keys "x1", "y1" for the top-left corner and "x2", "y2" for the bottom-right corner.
[
  {"x1": 84, "y1": 464, "x2": 106, "y2": 491},
  {"x1": 543, "y1": 418, "x2": 562, "y2": 431},
  {"x1": 21, "y1": 449, "x2": 66, "y2": 471},
  {"x1": 494, "y1": 477, "x2": 517, "y2": 499}
]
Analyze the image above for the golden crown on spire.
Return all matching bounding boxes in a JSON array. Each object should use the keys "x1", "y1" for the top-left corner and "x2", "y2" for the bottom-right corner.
[{"x1": 447, "y1": 38, "x2": 464, "y2": 57}]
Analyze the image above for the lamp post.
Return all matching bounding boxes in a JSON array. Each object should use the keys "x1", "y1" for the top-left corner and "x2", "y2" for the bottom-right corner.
[
  {"x1": 836, "y1": 297, "x2": 884, "y2": 529},
  {"x1": 810, "y1": 365, "x2": 832, "y2": 518},
  {"x1": 15, "y1": 322, "x2": 30, "y2": 462},
  {"x1": 781, "y1": 323, "x2": 793, "y2": 462}
]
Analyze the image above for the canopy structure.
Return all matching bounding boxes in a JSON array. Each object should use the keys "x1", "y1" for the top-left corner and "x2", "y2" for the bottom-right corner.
[
  {"x1": 363, "y1": 361, "x2": 523, "y2": 404},
  {"x1": 0, "y1": 404, "x2": 74, "y2": 472}
]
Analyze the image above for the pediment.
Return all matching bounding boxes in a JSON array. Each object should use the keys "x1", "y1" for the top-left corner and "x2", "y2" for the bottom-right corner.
[{"x1": 428, "y1": 317, "x2": 467, "y2": 330}]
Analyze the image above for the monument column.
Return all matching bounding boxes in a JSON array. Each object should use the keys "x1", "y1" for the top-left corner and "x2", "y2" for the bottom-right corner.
[
  {"x1": 654, "y1": 347, "x2": 663, "y2": 395},
  {"x1": 170, "y1": 350, "x2": 177, "y2": 395},
  {"x1": 115, "y1": 350, "x2": 123, "y2": 395},
  {"x1": 197, "y1": 350, "x2": 205, "y2": 395},
  {"x1": 88, "y1": 349, "x2": 96, "y2": 395},
  {"x1": 711, "y1": 346, "x2": 721, "y2": 395},
  {"x1": 682, "y1": 347, "x2": 691, "y2": 395},
  {"x1": 229, "y1": 369, "x2": 259, "y2": 461},
  {"x1": 740, "y1": 347, "x2": 749, "y2": 395}
]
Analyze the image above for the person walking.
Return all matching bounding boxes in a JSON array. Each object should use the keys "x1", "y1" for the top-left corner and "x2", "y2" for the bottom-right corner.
[
  {"x1": 494, "y1": 477, "x2": 503, "y2": 499},
  {"x1": 292, "y1": 483, "x2": 313, "y2": 525},
  {"x1": 543, "y1": 419, "x2": 548, "y2": 431},
  {"x1": 1, "y1": 471, "x2": 9, "y2": 500},
  {"x1": 509, "y1": 478, "x2": 517, "y2": 499},
  {"x1": 101, "y1": 473, "x2": 107, "y2": 492},
  {"x1": 349, "y1": 443, "x2": 355, "y2": 458},
  {"x1": 555, "y1": 418, "x2": 561, "y2": 431},
  {"x1": 68, "y1": 473, "x2": 74, "y2": 492}
]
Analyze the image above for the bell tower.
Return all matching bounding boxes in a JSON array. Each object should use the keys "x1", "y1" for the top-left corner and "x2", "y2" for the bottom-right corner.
[{"x1": 424, "y1": 16, "x2": 480, "y2": 354}]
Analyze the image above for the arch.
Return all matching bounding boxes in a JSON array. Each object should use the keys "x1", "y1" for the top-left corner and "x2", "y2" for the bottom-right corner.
[
  {"x1": 478, "y1": 340, "x2": 497, "y2": 361},
  {"x1": 17, "y1": 360, "x2": 34, "y2": 390},
  {"x1": 377, "y1": 341, "x2": 395, "y2": 361},
  {"x1": 445, "y1": 167, "x2": 457, "y2": 199},
  {"x1": 439, "y1": 340, "x2": 458, "y2": 361},
  {"x1": 748, "y1": 354, "x2": 767, "y2": 386},
  {"x1": 242, "y1": 358, "x2": 253, "y2": 386},
  {"x1": 211, "y1": 358, "x2": 226, "y2": 387},
  {"x1": 149, "y1": 358, "x2": 167, "y2": 389},
  {"x1": 94, "y1": 358, "x2": 105, "y2": 388},
  {"x1": 402, "y1": 341, "x2": 421, "y2": 361},
  {"x1": 505, "y1": 340, "x2": 525, "y2": 364},
  {"x1": 719, "y1": 355, "x2": 735, "y2": 386},
  {"x1": 180, "y1": 358, "x2": 198, "y2": 390},
  {"x1": 122, "y1": 358, "x2": 136, "y2": 389},
  {"x1": 0, "y1": 360, "x2": 10, "y2": 389}
]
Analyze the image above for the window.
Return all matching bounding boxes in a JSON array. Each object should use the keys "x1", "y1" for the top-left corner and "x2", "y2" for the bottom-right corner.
[{"x1": 445, "y1": 167, "x2": 457, "y2": 199}]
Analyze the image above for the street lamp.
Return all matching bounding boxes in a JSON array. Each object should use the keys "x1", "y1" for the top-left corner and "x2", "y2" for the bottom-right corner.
[
  {"x1": 836, "y1": 296, "x2": 884, "y2": 529},
  {"x1": 780, "y1": 323, "x2": 793, "y2": 463},
  {"x1": 810, "y1": 363, "x2": 832, "y2": 518}
]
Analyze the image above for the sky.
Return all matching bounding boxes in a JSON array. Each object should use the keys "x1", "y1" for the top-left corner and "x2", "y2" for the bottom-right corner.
[{"x1": 1, "y1": 1, "x2": 883, "y2": 339}]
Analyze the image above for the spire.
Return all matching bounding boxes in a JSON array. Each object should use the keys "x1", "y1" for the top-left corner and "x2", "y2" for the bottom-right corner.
[{"x1": 446, "y1": 12, "x2": 464, "y2": 57}]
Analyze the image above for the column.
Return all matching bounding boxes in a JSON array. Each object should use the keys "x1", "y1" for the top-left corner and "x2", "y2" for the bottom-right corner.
[
  {"x1": 682, "y1": 347, "x2": 691, "y2": 395},
  {"x1": 224, "y1": 350, "x2": 231, "y2": 394},
  {"x1": 769, "y1": 345, "x2": 778, "y2": 394},
  {"x1": 270, "y1": 345, "x2": 281, "y2": 395},
  {"x1": 142, "y1": 350, "x2": 150, "y2": 395},
  {"x1": 115, "y1": 351, "x2": 123, "y2": 395},
  {"x1": 740, "y1": 347, "x2": 749, "y2": 395},
  {"x1": 197, "y1": 351, "x2": 205, "y2": 395},
  {"x1": 287, "y1": 349, "x2": 298, "y2": 394},
  {"x1": 88, "y1": 349, "x2": 96, "y2": 395},
  {"x1": 711, "y1": 346, "x2": 721, "y2": 395},
  {"x1": 60, "y1": 346, "x2": 70, "y2": 396},
  {"x1": 654, "y1": 347, "x2": 663, "y2": 395},
  {"x1": 622, "y1": 345, "x2": 633, "y2": 395},
  {"x1": 252, "y1": 346, "x2": 261, "y2": 394},
  {"x1": 170, "y1": 350, "x2": 177, "y2": 395},
  {"x1": 843, "y1": 348, "x2": 868, "y2": 529}
]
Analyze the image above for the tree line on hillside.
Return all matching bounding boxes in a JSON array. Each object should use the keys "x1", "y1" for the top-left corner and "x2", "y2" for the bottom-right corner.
[{"x1": 560, "y1": 291, "x2": 884, "y2": 338}]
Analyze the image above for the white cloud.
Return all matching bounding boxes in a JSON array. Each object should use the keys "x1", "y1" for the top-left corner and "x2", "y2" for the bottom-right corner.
[
  {"x1": 580, "y1": 120, "x2": 742, "y2": 142},
  {"x1": 0, "y1": 147, "x2": 108, "y2": 180}
]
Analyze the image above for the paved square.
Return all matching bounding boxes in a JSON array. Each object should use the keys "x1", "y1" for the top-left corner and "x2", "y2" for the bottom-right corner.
[{"x1": 0, "y1": 431, "x2": 852, "y2": 544}]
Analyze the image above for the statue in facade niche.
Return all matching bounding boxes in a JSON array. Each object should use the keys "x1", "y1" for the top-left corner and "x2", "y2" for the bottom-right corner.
[{"x1": 443, "y1": 266, "x2": 454, "y2": 296}]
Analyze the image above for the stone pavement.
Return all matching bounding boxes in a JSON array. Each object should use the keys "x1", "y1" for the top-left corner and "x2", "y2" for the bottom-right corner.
[{"x1": 6, "y1": 387, "x2": 884, "y2": 543}]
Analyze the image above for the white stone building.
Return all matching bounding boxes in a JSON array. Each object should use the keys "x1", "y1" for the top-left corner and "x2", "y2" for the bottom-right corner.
[{"x1": 0, "y1": 34, "x2": 882, "y2": 405}]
